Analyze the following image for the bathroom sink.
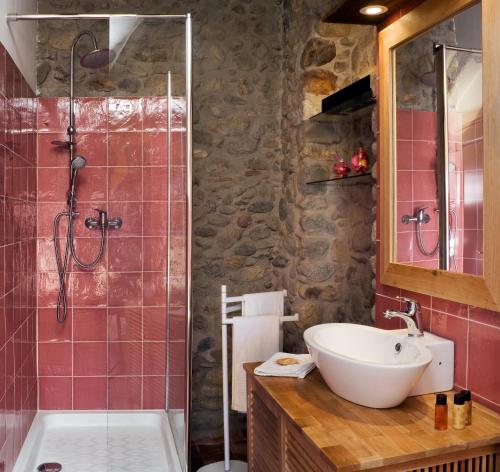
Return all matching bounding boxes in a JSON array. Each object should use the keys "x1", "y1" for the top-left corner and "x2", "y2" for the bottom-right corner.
[{"x1": 304, "y1": 323, "x2": 433, "y2": 408}]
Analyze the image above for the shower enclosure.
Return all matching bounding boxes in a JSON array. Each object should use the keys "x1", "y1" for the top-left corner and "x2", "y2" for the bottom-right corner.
[{"x1": 6, "y1": 12, "x2": 192, "y2": 472}]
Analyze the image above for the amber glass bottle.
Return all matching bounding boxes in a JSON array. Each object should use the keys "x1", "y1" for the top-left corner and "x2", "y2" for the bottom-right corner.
[{"x1": 435, "y1": 393, "x2": 448, "y2": 431}]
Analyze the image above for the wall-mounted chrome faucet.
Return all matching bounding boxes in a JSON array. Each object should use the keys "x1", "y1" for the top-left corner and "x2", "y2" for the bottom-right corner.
[
  {"x1": 85, "y1": 209, "x2": 123, "y2": 230},
  {"x1": 384, "y1": 296, "x2": 424, "y2": 337},
  {"x1": 401, "y1": 207, "x2": 432, "y2": 225},
  {"x1": 401, "y1": 207, "x2": 439, "y2": 257}
]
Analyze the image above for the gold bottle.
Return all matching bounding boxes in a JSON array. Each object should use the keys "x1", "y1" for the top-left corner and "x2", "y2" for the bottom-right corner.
[
  {"x1": 461, "y1": 390, "x2": 472, "y2": 426},
  {"x1": 453, "y1": 393, "x2": 466, "y2": 430}
]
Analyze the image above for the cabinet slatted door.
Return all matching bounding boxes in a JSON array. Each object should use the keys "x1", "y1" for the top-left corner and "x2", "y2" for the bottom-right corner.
[
  {"x1": 249, "y1": 389, "x2": 281, "y2": 472},
  {"x1": 407, "y1": 452, "x2": 498, "y2": 472},
  {"x1": 284, "y1": 420, "x2": 332, "y2": 472}
]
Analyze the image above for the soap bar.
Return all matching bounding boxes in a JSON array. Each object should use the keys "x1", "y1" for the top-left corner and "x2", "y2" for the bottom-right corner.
[{"x1": 276, "y1": 357, "x2": 299, "y2": 366}]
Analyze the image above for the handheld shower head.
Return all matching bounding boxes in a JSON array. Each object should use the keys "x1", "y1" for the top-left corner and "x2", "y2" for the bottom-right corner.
[
  {"x1": 71, "y1": 155, "x2": 87, "y2": 170},
  {"x1": 68, "y1": 156, "x2": 87, "y2": 205}
]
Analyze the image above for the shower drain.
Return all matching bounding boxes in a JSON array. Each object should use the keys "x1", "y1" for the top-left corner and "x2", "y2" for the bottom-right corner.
[{"x1": 37, "y1": 463, "x2": 62, "y2": 472}]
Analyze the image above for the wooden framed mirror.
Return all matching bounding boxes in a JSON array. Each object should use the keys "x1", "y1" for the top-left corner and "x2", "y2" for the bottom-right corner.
[{"x1": 378, "y1": 0, "x2": 500, "y2": 311}]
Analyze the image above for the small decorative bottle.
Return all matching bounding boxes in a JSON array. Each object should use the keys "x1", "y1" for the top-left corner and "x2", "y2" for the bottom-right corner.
[
  {"x1": 332, "y1": 153, "x2": 350, "y2": 178},
  {"x1": 351, "y1": 146, "x2": 369, "y2": 174},
  {"x1": 453, "y1": 393, "x2": 466, "y2": 430},
  {"x1": 461, "y1": 390, "x2": 472, "y2": 426},
  {"x1": 434, "y1": 393, "x2": 448, "y2": 431}
]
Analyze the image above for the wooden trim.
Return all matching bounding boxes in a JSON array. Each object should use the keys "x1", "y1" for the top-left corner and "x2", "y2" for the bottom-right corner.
[{"x1": 378, "y1": 0, "x2": 500, "y2": 312}]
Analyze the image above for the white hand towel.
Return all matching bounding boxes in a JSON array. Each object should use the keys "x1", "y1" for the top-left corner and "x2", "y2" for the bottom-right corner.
[
  {"x1": 231, "y1": 315, "x2": 280, "y2": 413},
  {"x1": 254, "y1": 352, "x2": 316, "y2": 378},
  {"x1": 242, "y1": 291, "x2": 284, "y2": 317}
]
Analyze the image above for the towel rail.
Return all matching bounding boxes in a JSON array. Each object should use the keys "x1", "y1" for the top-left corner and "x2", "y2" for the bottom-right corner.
[
  {"x1": 219, "y1": 284, "x2": 298, "y2": 472},
  {"x1": 222, "y1": 314, "x2": 299, "y2": 325}
]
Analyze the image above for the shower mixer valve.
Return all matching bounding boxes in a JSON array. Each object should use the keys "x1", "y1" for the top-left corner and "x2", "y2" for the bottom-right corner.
[
  {"x1": 84, "y1": 209, "x2": 123, "y2": 230},
  {"x1": 401, "y1": 207, "x2": 432, "y2": 225}
]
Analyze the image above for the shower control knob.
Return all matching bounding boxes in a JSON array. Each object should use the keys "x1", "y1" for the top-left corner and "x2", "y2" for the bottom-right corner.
[
  {"x1": 401, "y1": 214, "x2": 417, "y2": 225},
  {"x1": 93, "y1": 208, "x2": 108, "y2": 227},
  {"x1": 108, "y1": 217, "x2": 123, "y2": 229},
  {"x1": 84, "y1": 217, "x2": 100, "y2": 229},
  {"x1": 416, "y1": 208, "x2": 431, "y2": 224},
  {"x1": 402, "y1": 209, "x2": 431, "y2": 225}
]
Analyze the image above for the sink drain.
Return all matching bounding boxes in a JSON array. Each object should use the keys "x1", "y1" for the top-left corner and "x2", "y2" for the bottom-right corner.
[{"x1": 37, "y1": 463, "x2": 62, "y2": 472}]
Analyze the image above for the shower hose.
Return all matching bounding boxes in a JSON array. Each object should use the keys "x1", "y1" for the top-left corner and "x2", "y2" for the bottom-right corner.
[
  {"x1": 416, "y1": 207, "x2": 457, "y2": 271},
  {"x1": 53, "y1": 200, "x2": 106, "y2": 323}
]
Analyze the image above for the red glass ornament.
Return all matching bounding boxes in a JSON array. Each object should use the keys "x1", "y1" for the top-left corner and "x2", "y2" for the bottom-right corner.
[
  {"x1": 332, "y1": 154, "x2": 351, "y2": 178},
  {"x1": 351, "y1": 147, "x2": 369, "y2": 174}
]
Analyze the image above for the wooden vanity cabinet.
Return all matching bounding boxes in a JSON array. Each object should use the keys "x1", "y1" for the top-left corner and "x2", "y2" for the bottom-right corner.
[
  {"x1": 247, "y1": 379, "x2": 332, "y2": 472},
  {"x1": 245, "y1": 364, "x2": 500, "y2": 472}
]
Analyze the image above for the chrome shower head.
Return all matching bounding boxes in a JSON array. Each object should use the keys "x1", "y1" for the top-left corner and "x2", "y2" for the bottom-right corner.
[
  {"x1": 80, "y1": 48, "x2": 115, "y2": 68},
  {"x1": 420, "y1": 71, "x2": 436, "y2": 87},
  {"x1": 71, "y1": 155, "x2": 87, "y2": 170}
]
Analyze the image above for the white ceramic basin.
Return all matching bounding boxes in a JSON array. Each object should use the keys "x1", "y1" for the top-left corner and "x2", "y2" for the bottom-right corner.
[{"x1": 304, "y1": 323, "x2": 432, "y2": 408}]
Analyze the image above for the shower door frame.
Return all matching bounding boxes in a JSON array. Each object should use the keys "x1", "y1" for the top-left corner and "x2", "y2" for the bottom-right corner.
[
  {"x1": 7, "y1": 12, "x2": 193, "y2": 471},
  {"x1": 435, "y1": 43, "x2": 483, "y2": 272}
]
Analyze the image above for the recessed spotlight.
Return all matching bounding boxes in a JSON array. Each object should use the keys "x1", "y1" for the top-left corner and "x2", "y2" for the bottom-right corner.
[{"x1": 359, "y1": 5, "x2": 389, "y2": 16}]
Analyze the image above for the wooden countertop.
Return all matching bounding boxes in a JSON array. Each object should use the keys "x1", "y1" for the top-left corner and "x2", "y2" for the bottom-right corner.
[{"x1": 245, "y1": 363, "x2": 500, "y2": 471}]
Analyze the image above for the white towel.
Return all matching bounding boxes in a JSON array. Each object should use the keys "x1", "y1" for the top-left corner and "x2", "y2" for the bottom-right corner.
[
  {"x1": 254, "y1": 352, "x2": 316, "y2": 378},
  {"x1": 231, "y1": 315, "x2": 280, "y2": 413},
  {"x1": 242, "y1": 291, "x2": 284, "y2": 317}
]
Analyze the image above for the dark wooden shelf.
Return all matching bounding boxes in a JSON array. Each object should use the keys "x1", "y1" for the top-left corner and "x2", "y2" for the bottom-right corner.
[
  {"x1": 306, "y1": 172, "x2": 373, "y2": 185},
  {"x1": 309, "y1": 102, "x2": 375, "y2": 123}
]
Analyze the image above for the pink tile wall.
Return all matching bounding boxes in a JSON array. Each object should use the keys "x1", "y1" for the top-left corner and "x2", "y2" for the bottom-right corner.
[
  {"x1": 0, "y1": 43, "x2": 38, "y2": 471},
  {"x1": 460, "y1": 111, "x2": 483, "y2": 275},
  {"x1": 395, "y1": 109, "x2": 439, "y2": 268},
  {"x1": 37, "y1": 96, "x2": 187, "y2": 411},
  {"x1": 374, "y1": 288, "x2": 500, "y2": 413},
  {"x1": 396, "y1": 108, "x2": 484, "y2": 275},
  {"x1": 447, "y1": 112, "x2": 464, "y2": 273},
  {"x1": 378, "y1": 107, "x2": 499, "y2": 415}
]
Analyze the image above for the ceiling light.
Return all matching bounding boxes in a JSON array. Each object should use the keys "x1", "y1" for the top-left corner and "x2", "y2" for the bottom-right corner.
[{"x1": 359, "y1": 5, "x2": 389, "y2": 16}]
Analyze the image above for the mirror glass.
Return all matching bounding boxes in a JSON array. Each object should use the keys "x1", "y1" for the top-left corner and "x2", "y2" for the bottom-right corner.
[{"x1": 393, "y1": 2, "x2": 483, "y2": 275}]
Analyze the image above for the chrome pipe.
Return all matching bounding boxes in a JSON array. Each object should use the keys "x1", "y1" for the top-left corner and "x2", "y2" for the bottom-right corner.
[
  {"x1": 165, "y1": 70, "x2": 172, "y2": 412},
  {"x1": 69, "y1": 31, "x2": 99, "y2": 160},
  {"x1": 184, "y1": 12, "x2": 193, "y2": 472},
  {"x1": 435, "y1": 45, "x2": 450, "y2": 270},
  {"x1": 435, "y1": 43, "x2": 482, "y2": 54},
  {"x1": 7, "y1": 13, "x2": 188, "y2": 21}
]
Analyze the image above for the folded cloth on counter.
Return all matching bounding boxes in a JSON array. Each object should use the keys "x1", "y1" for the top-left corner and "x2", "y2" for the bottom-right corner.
[
  {"x1": 254, "y1": 352, "x2": 316, "y2": 378},
  {"x1": 242, "y1": 291, "x2": 284, "y2": 317},
  {"x1": 231, "y1": 315, "x2": 280, "y2": 413}
]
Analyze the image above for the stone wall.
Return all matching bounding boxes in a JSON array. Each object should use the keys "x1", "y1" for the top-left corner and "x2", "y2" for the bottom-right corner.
[
  {"x1": 277, "y1": 0, "x2": 377, "y2": 353},
  {"x1": 395, "y1": 21, "x2": 456, "y2": 111}
]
